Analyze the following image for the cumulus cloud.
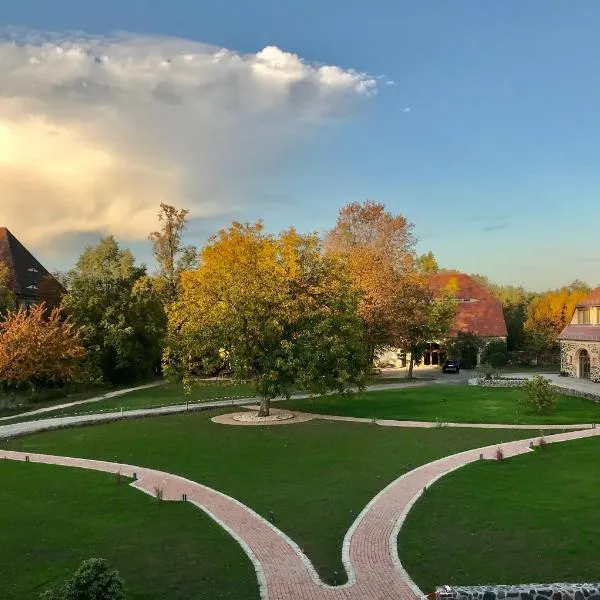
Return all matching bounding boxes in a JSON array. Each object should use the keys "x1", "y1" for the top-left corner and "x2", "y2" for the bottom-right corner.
[{"x1": 0, "y1": 30, "x2": 378, "y2": 252}]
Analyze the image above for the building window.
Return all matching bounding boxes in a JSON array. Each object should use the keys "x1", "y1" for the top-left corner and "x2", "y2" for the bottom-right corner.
[{"x1": 577, "y1": 308, "x2": 590, "y2": 324}]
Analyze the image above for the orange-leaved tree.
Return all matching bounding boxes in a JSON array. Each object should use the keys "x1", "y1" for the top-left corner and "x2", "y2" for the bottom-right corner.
[
  {"x1": 325, "y1": 200, "x2": 419, "y2": 361},
  {"x1": 0, "y1": 304, "x2": 85, "y2": 387}
]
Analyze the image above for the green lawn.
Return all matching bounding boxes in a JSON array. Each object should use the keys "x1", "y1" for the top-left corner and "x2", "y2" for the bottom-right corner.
[
  {"x1": 399, "y1": 435, "x2": 600, "y2": 592},
  {"x1": 2, "y1": 377, "x2": 423, "y2": 424},
  {"x1": 0, "y1": 461, "x2": 258, "y2": 600},
  {"x1": 282, "y1": 385, "x2": 600, "y2": 425},
  {"x1": 0, "y1": 382, "x2": 138, "y2": 420},
  {"x1": 0, "y1": 381, "x2": 255, "y2": 423},
  {"x1": 3, "y1": 409, "x2": 539, "y2": 584}
]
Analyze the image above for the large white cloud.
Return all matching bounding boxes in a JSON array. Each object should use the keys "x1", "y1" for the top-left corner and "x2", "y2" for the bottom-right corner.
[{"x1": 0, "y1": 30, "x2": 378, "y2": 252}]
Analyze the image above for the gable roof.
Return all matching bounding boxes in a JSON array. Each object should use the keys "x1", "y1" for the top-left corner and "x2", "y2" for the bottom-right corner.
[
  {"x1": 574, "y1": 286, "x2": 600, "y2": 308},
  {"x1": 0, "y1": 227, "x2": 56, "y2": 299},
  {"x1": 429, "y1": 272, "x2": 507, "y2": 338}
]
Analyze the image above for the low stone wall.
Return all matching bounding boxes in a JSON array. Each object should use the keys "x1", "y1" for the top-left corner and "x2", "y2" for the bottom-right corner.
[
  {"x1": 470, "y1": 376, "x2": 600, "y2": 401},
  {"x1": 435, "y1": 583, "x2": 600, "y2": 600},
  {"x1": 475, "y1": 378, "x2": 527, "y2": 388},
  {"x1": 554, "y1": 385, "x2": 600, "y2": 403}
]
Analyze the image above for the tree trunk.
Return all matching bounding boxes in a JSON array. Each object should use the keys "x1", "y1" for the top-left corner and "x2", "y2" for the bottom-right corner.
[
  {"x1": 258, "y1": 396, "x2": 271, "y2": 417},
  {"x1": 408, "y1": 355, "x2": 414, "y2": 379}
]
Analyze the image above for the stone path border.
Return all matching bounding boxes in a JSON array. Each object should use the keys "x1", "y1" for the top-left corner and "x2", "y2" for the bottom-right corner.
[
  {"x1": 3, "y1": 425, "x2": 600, "y2": 599},
  {"x1": 0, "y1": 381, "x2": 166, "y2": 423},
  {"x1": 3, "y1": 390, "x2": 596, "y2": 442},
  {"x1": 217, "y1": 404, "x2": 594, "y2": 431}
]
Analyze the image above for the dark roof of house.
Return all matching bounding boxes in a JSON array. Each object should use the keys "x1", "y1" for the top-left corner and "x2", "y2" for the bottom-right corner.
[
  {"x1": 558, "y1": 325, "x2": 600, "y2": 342},
  {"x1": 0, "y1": 227, "x2": 56, "y2": 298},
  {"x1": 575, "y1": 286, "x2": 600, "y2": 308},
  {"x1": 429, "y1": 272, "x2": 508, "y2": 338}
]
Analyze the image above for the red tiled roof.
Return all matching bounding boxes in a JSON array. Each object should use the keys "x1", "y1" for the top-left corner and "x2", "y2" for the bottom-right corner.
[
  {"x1": 558, "y1": 325, "x2": 600, "y2": 342},
  {"x1": 429, "y1": 272, "x2": 507, "y2": 338},
  {"x1": 576, "y1": 286, "x2": 600, "y2": 307}
]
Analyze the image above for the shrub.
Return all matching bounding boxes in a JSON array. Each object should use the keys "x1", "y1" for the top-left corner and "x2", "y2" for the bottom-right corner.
[
  {"x1": 520, "y1": 375, "x2": 558, "y2": 414},
  {"x1": 40, "y1": 558, "x2": 125, "y2": 600},
  {"x1": 488, "y1": 351, "x2": 508, "y2": 368},
  {"x1": 482, "y1": 340, "x2": 508, "y2": 366}
]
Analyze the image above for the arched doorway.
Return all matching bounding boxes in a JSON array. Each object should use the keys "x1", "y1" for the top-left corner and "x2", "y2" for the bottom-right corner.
[{"x1": 579, "y1": 349, "x2": 591, "y2": 379}]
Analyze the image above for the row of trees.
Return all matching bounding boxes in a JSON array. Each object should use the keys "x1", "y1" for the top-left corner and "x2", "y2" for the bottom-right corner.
[
  {"x1": 471, "y1": 276, "x2": 592, "y2": 362},
  {"x1": 0, "y1": 201, "x2": 459, "y2": 413},
  {"x1": 165, "y1": 201, "x2": 457, "y2": 414},
  {"x1": 4, "y1": 198, "x2": 586, "y2": 405}
]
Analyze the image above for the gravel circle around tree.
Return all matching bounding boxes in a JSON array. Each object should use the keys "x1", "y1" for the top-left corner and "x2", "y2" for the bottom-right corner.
[{"x1": 211, "y1": 408, "x2": 314, "y2": 426}]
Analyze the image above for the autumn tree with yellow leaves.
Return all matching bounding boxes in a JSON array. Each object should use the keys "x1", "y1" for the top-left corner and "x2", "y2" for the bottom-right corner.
[
  {"x1": 0, "y1": 304, "x2": 85, "y2": 387},
  {"x1": 164, "y1": 222, "x2": 368, "y2": 416},
  {"x1": 524, "y1": 282, "x2": 590, "y2": 360}
]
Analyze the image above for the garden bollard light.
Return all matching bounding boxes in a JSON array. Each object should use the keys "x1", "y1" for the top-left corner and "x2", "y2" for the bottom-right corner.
[
  {"x1": 333, "y1": 571, "x2": 339, "y2": 585},
  {"x1": 268, "y1": 511, "x2": 274, "y2": 523},
  {"x1": 182, "y1": 493, "x2": 187, "y2": 501},
  {"x1": 133, "y1": 472, "x2": 137, "y2": 480},
  {"x1": 25, "y1": 455, "x2": 29, "y2": 462},
  {"x1": 479, "y1": 453, "x2": 483, "y2": 460}
]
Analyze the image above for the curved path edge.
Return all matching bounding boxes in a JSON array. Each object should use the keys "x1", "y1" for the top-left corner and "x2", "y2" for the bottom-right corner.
[{"x1": 3, "y1": 427, "x2": 600, "y2": 599}]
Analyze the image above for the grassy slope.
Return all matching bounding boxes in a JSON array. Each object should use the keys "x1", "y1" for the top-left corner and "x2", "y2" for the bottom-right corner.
[
  {"x1": 0, "y1": 383, "x2": 134, "y2": 419},
  {"x1": 2, "y1": 378, "x2": 421, "y2": 423},
  {"x1": 399, "y1": 436, "x2": 600, "y2": 591},
  {"x1": 282, "y1": 385, "x2": 600, "y2": 425},
  {"x1": 4, "y1": 409, "x2": 538, "y2": 583},
  {"x1": 0, "y1": 382, "x2": 255, "y2": 423},
  {"x1": 0, "y1": 461, "x2": 258, "y2": 600}
]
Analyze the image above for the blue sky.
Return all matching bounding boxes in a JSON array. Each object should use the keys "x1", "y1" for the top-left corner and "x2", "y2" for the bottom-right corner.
[{"x1": 2, "y1": 1, "x2": 600, "y2": 290}]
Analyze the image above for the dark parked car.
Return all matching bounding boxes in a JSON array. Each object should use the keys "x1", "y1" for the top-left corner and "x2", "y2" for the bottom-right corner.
[{"x1": 442, "y1": 359, "x2": 460, "y2": 373}]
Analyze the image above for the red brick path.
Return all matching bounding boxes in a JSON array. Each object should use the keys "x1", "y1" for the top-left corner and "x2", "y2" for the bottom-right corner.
[{"x1": 2, "y1": 427, "x2": 599, "y2": 599}]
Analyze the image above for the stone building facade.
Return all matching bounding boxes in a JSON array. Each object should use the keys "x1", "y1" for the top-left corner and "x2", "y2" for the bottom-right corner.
[{"x1": 558, "y1": 287, "x2": 600, "y2": 383}]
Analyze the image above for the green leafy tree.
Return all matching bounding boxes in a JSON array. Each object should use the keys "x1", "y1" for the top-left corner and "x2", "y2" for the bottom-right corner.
[
  {"x1": 520, "y1": 375, "x2": 558, "y2": 414},
  {"x1": 446, "y1": 332, "x2": 483, "y2": 369},
  {"x1": 63, "y1": 237, "x2": 166, "y2": 384},
  {"x1": 148, "y1": 203, "x2": 198, "y2": 303},
  {"x1": 481, "y1": 339, "x2": 508, "y2": 366},
  {"x1": 165, "y1": 222, "x2": 368, "y2": 416},
  {"x1": 0, "y1": 261, "x2": 15, "y2": 314},
  {"x1": 396, "y1": 279, "x2": 457, "y2": 377},
  {"x1": 416, "y1": 251, "x2": 439, "y2": 274},
  {"x1": 469, "y1": 274, "x2": 534, "y2": 352},
  {"x1": 40, "y1": 558, "x2": 125, "y2": 600}
]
